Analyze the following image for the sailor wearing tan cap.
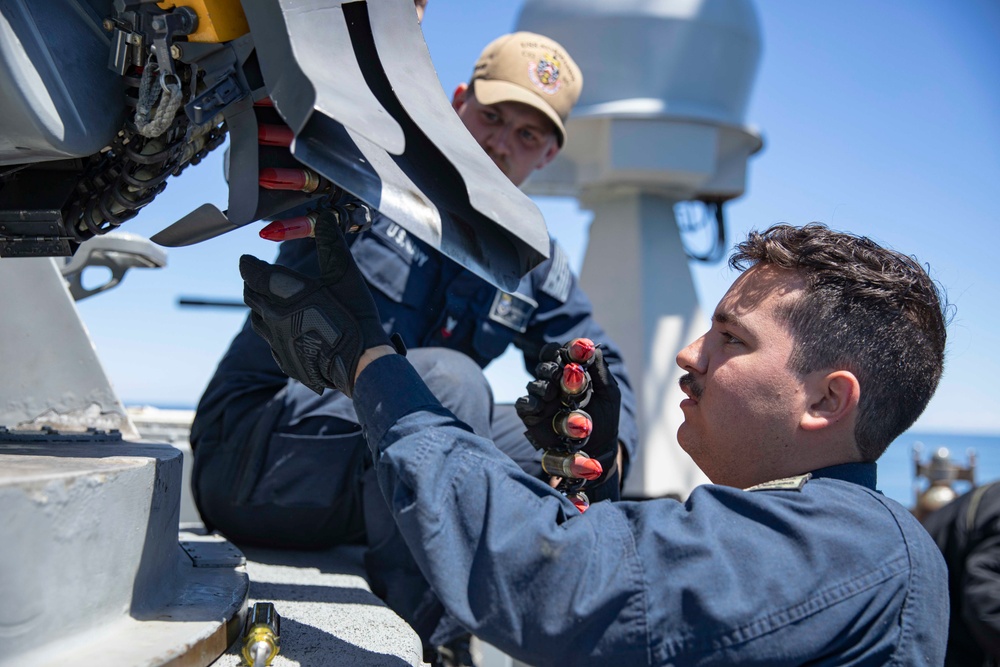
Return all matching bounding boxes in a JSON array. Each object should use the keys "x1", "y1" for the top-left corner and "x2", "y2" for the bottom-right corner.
[
  {"x1": 452, "y1": 32, "x2": 583, "y2": 185},
  {"x1": 192, "y1": 29, "x2": 637, "y2": 667}
]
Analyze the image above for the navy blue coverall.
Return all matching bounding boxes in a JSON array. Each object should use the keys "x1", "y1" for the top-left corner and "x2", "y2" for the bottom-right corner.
[
  {"x1": 354, "y1": 353, "x2": 949, "y2": 666},
  {"x1": 190, "y1": 216, "x2": 638, "y2": 642}
]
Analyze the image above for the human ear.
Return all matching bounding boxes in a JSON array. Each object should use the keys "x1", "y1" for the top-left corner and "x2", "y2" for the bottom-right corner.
[
  {"x1": 451, "y1": 83, "x2": 469, "y2": 112},
  {"x1": 800, "y1": 370, "x2": 860, "y2": 431}
]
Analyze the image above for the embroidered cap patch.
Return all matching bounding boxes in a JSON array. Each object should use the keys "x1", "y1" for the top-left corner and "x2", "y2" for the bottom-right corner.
[{"x1": 528, "y1": 54, "x2": 562, "y2": 95}]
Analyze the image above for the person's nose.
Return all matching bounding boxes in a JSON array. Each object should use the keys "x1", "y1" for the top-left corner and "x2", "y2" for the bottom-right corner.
[
  {"x1": 485, "y1": 124, "x2": 513, "y2": 157},
  {"x1": 676, "y1": 335, "x2": 707, "y2": 374}
]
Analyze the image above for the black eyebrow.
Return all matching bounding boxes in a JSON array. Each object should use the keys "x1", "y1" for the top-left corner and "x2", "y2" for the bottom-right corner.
[{"x1": 713, "y1": 311, "x2": 747, "y2": 331}]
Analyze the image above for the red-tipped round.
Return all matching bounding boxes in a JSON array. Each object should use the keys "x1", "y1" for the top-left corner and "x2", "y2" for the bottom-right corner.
[
  {"x1": 257, "y1": 124, "x2": 294, "y2": 147},
  {"x1": 259, "y1": 215, "x2": 316, "y2": 242},
  {"x1": 259, "y1": 167, "x2": 319, "y2": 193},
  {"x1": 567, "y1": 338, "x2": 596, "y2": 364},
  {"x1": 569, "y1": 455, "x2": 603, "y2": 481},
  {"x1": 565, "y1": 411, "x2": 592, "y2": 439},
  {"x1": 542, "y1": 450, "x2": 602, "y2": 480},
  {"x1": 560, "y1": 363, "x2": 588, "y2": 396},
  {"x1": 554, "y1": 410, "x2": 592, "y2": 440},
  {"x1": 567, "y1": 491, "x2": 590, "y2": 512}
]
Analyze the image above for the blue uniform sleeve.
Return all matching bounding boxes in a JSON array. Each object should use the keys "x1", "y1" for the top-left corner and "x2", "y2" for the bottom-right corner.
[
  {"x1": 355, "y1": 354, "x2": 947, "y2": 666},
  {"x1": 518, "y1": 239, "x2": 639, "y2": 479},
  {"x1": 355, "y1": 355, "x2": 651, "y2": 666}
]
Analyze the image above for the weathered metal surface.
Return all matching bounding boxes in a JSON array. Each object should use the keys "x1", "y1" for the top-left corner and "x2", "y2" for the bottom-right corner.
[
  {"x1": 0, "y1": 257, "x2": 138, "y2": 438},
  {"x1": 0, "y1": 439, "x2": 249, "y2": 667}
]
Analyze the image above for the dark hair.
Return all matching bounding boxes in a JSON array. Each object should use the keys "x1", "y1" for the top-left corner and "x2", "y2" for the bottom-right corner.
[{"x1": 731, "y1": 223, "x2": 948, "y2": 461}]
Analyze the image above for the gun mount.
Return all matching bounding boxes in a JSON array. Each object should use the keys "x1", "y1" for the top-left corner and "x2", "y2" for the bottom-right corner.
[
  {"x1": 1, "y1": 2, "x2": 542, "y2": 663},
  {"x1": 0, "y1": 0, "x2": 550, "y2": 291}
]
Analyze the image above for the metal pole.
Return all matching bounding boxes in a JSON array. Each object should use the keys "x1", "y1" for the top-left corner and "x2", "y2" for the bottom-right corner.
[{"x1": 579, "y1": 189, "x2": 710, "y2": 498}]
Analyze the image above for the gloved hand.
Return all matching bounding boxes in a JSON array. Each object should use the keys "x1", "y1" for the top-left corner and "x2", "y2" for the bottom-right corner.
[
  {"x1": 240, "y1": 210, "x2": 393, "y2": 397},
  {"x1": 515, "y1": 340, "x2": 622, "y2": 485}
]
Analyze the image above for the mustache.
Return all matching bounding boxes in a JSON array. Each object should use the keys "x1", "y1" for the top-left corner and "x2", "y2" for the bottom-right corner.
[{"x1": 679, "y1": 373, "x2": 703, "y2": 399}]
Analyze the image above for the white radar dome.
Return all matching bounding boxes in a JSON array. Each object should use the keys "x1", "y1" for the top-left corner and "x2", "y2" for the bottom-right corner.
[{"x1": 516, "y1": 0, "x2": 764, "y2": 201}]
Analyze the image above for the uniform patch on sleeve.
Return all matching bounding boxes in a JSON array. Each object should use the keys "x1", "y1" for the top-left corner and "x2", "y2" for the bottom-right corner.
[
  {"x1": 540, "y1": 244, "x2": 571, "y2": 303},
  {"x1": 489, "y1": 290, "x2": 538, "y2": 333},
  {"x1": 744, "y1": 473, "x2": 812, "y2": 492}
]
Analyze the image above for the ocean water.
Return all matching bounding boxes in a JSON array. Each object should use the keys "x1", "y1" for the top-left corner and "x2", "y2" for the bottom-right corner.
[{"x1": 877, "y1": 430, "x2": 1000, "y2": 509}]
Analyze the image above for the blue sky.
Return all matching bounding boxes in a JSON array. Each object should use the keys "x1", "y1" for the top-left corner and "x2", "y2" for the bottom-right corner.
[{"x1": 76, "y1": 0, "x2": 1000, "y2": 435}]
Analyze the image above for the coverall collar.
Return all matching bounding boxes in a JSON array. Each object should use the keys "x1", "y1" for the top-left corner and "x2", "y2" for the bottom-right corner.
[{"x1": 810, "y1": 462, "x2": 877, "y2": 490}]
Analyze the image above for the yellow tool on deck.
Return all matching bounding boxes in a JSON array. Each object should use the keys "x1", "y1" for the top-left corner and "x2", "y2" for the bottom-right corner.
[{"x1": 241, "y1": 602, "x2": 281, "y2": 666}]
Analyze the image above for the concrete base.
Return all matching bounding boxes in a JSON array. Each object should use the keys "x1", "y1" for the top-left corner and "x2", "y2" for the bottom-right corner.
[
  {"x1": 0, "y1": 434, "x2": 248, "y2": 667},
  {"x1": 126, "y1": 406, "x2": 202, "y2": 524}
]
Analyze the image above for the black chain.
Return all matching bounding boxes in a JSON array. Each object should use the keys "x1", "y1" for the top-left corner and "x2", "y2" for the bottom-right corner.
[{"x1": 63, "y1": 62, "x2": 227, "y2": 244}]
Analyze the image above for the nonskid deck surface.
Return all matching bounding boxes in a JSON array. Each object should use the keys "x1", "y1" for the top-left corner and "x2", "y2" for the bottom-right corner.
[{"x1": 209, "y1": 543, "x2": 424, "y2": 667}]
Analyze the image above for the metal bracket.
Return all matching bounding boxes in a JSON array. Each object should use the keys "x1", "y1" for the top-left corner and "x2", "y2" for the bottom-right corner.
[
  {"x1": 60, "y1": 231, "x2": 167, "y2": 301},
  {"x1": 180, "y1": 533, "x2": 247, "y2": 568}
]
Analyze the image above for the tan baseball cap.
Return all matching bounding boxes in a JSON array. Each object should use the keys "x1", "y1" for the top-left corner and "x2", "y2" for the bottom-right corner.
[{"x1": 470, "y1": 31, "x2": 583, "y2": 146}]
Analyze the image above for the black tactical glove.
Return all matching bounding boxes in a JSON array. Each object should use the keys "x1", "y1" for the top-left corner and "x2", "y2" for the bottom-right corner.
[
  {"x1": 515, "y1": 341, "x2": 622, "y2": 486},
  {"x1": 240, "y1": 210, "x2": 394, "y2": 397}
]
